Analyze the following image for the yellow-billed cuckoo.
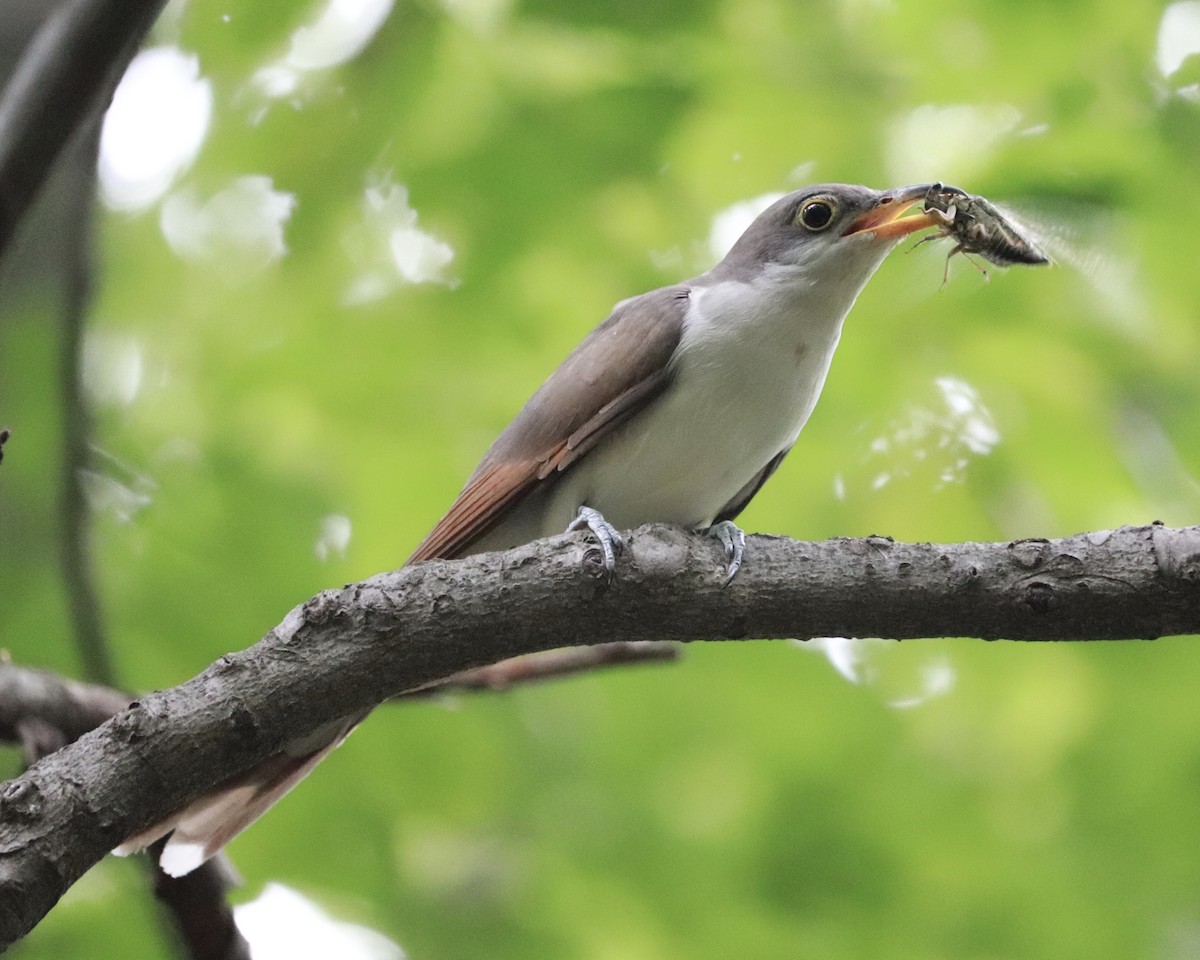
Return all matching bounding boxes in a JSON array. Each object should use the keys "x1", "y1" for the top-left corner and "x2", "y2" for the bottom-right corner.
[{"x1": 118, "y1": 182, "x2": 945, "y2": 875}]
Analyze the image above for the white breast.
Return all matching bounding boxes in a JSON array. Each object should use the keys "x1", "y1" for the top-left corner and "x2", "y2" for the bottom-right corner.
[{"x1": 524, "y1": 259, "x2": 877, "y2": 539}]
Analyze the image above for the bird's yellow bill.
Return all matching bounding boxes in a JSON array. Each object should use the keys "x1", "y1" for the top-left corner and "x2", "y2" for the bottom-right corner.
[{"x1": 842, "y1": 189, "x2": 942, "y2": 240}]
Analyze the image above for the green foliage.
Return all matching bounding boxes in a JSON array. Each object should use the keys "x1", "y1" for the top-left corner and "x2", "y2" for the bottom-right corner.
[{"x1": 2, "y1": 0, "x2": 1199, "y2": 955}]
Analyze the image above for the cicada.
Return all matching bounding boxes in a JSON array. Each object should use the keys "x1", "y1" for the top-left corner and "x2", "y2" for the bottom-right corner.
[{"x1": 920, "y1": 183, "x2": 1050, "y2": 281}]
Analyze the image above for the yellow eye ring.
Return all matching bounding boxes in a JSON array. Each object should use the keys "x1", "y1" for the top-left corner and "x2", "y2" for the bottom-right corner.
[{"x1": 797, "y1": 197, "x2": 836, "y2": 232}]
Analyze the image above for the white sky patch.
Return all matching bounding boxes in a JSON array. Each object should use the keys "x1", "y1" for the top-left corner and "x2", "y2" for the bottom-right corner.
[
  {"x1": 99, "y1": 47, "x2": 212, "y2": 211},
  {"x1": 81, "y1": 332, "x2": 144, "y2": 408},
  {"x1": 885, "y1": 103, "x2": 1022, "y2": 186},
  {"x1": 1157, "y1": 2, "x2": 1200, "y2": 77},
  {"x1": 235, "y1": 883, "x2": 405, "y2": 960},
  {"x1": 160, "y1": 176, "x2": 296, "y2": 270},
  {"x1": 438, "y1": 0, "x2": 513, "y2": 35},
  {"x1": 887, "y1": 657, "x2": 957, "y2": 709},
  {"x1": 343, "y1": 178, "x2": 455, "y2": 304},
  {"x1": 860, "y1": 377, "x2": 999, "y2": 492},
  {"x1": 315, "y1": 513, "x2": 353, "y2": 561},
  {"x1": 798, "y1": 638, "x2": 956, "y2": 709},
  {"x1": 250, "y1": 0, "x2": 394, "y2": 106},
  {"x1": 707, "y1": 192, "x2": 785, "y2": 262},
  {"x1": 290, "y1": 0, "x2": 395, "y2": 69},
  {"x1": 938, "y1": 377, "x2": 1001, "y2": 454}
]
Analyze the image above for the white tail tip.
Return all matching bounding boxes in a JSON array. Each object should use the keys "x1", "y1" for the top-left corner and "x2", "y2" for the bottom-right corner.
[{"x1": 159, "y1": 841, "x2": 207, "y2": 878}]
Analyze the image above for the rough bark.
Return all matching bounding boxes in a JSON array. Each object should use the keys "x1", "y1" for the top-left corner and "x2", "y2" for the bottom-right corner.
[
  {"x1": 0, "y1": 521, "x2": 1197, "y2": 948},
  {"x1": 0, "y1": 665, "x2": 251, "y2": 960}
]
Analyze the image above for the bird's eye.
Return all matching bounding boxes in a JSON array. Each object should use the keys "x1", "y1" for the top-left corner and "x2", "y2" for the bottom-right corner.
[{"x1": 798, "y1": 198, "x2": 836, "y2": 232}]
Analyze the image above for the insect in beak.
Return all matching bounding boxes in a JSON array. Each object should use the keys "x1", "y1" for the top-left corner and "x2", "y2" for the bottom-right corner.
[{"x1": 919, "y1": 183, "x2": 1051, "y2": 275}]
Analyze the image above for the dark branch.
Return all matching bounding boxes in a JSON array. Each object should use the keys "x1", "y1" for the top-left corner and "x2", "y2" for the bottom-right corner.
[
  {"x1": 0, "y1": 522, "x2": 1196, "y2": 947},
  {"x1": 0, "y1": 428, "x2": 9, "y2": 466},
  {"x1": 0, "y1": 664, "x2": 128, "y2": 751},
  {"x1": 0, "y1": 645, "x2": 673, "y2": 955},
  {"x1": 0, "y1": 664, "x2": 250, "y2": 960},
  {"x1": 0, "y1": 0, "x2": 167, "y2": 262},
  {"x1": 150, "y1": 851, "x2": 250, "y2": 960},
  {"x1": 55, "y1": 118, "x2": 114, "y2": 687}
]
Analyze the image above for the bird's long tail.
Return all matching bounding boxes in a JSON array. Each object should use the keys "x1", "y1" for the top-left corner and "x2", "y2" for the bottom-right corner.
[{"x1": 113, "y1": 712, "x2": 366, "y2": 877}]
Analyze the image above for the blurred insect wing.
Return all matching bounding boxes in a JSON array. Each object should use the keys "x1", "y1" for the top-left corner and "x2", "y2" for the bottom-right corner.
[{"x1": 970, "y1": 198, "x2": 1050, "y2": 267}]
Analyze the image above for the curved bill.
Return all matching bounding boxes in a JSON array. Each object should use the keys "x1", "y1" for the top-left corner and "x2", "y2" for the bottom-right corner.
[{"x1": 842, "y1": 183, "x2": 945, "y2": 240}]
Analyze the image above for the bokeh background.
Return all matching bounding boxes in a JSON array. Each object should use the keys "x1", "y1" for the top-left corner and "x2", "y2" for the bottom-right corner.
[{"x1": 3, "y1": 0, "x2": 1200, "y2": 956}]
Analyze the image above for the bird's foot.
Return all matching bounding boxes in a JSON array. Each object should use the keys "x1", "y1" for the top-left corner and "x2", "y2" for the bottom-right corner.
[
  {"x1": 566, "y1": 506, "x2": 625, "y2": 576},
  {"x1": 703, "y1": 520, "x2": 746, "y2": 586}
]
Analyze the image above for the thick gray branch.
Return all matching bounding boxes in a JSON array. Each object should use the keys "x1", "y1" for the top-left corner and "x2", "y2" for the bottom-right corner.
[
  {"x1": 0, "y1": 522, "x2": 1197, "y2": 947},
  {"x1": 0, "y1": 664, "x2": 251, "y2": 960}
]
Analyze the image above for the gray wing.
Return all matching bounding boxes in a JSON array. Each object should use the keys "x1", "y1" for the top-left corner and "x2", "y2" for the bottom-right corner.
[
  {"x1": 410, "y1": 285, "x2": 691, "y2": 561},
  {"x1": 713, "y1": 447, "x2": 792, "y2": 524}
]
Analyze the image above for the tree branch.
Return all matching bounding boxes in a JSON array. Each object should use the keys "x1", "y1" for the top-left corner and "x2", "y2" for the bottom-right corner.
[
  {"x1": 0, "y1": 646, "x2": 672, "y2": 955},
  {"x1": 0, "y1": 0, "x2": 168, "y2": 262},
  {"x1": 0, "y1": 663, "x2": 128, "y2": 759},
  {"x1": 0, "y1": 522, "x2": 1196, "y2": 947},
  {"x1": 0, "y1": 664, "x2": 251, "y2": 960},
  {"x1": 56, "y1": 118, "x2": 114, "y2": 687}
]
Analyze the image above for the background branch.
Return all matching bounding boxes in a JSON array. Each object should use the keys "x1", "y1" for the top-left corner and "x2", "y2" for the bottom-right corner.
[
  {"x1": 405, "y1": 641, "x2": 679, "y2": 698},
  {"x1": 0, "y1": 663, "x2": 127, "y2": 757},
  {"x1": 56, "y1": 117, "x2": 113, "y2": 687},
  {"x1": 0, "y1": 521, "x2": 1195, "y2": 948},
  {"x1": 0, "y1": 0, "x2": 167, "y2": 262}
]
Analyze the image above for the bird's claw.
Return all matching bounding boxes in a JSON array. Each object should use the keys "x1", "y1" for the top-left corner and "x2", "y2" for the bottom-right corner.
[
  {"x1": 567, "y1": 506, "x2": 625, "y2": 576},
  {"x1": 704, "y1": 520, "x2": 746, "y2": 586}
]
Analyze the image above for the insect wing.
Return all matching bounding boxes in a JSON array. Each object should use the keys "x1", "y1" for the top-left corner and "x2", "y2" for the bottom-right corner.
[{"x1": 968, "y1": 198, "x2": 1051, "y2": 267}]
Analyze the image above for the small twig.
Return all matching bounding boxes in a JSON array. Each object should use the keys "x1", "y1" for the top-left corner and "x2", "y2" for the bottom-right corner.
[
  {"x1": 403, "y1": 641, "x2": 678, "y2": 698},
  {"x1": 0, "y1": 428, "x2": 9, "y2": 466}
]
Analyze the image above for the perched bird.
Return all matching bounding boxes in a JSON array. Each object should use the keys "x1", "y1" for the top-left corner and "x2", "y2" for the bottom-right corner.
[{"x1": 117, "y1": 182, "x2": 944, "y2": 876}]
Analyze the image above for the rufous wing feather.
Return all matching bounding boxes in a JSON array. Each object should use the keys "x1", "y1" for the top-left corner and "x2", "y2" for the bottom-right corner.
[
  {"x1": 408, "y1": 459, "x2": 547, "y2": 562},
  {"x1": 409, "y1": 285, "x2": 689, "y2": 562}
]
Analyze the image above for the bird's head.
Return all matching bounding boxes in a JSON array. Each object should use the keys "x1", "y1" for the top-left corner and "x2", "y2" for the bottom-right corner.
[{"x1": 711, "y1": 182, "x2": 943, "y2": 286}]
